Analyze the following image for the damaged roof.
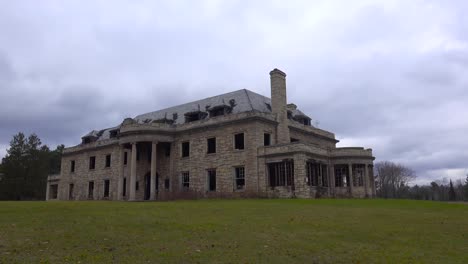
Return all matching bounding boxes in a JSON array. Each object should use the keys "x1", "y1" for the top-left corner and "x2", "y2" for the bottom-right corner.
[{"x1": 83, "y1": 89, "x2": 311, "y2": 142}]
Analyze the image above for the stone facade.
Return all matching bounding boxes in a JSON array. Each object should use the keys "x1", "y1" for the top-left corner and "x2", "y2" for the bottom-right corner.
[{"x1": 47, "y1": 69, "x2": 375, "y2": 201}]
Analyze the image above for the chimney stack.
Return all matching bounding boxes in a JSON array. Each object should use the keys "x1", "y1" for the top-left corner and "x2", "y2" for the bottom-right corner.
[{"x1": 270, "y1": 68, "x2": 290, "y2": 144}]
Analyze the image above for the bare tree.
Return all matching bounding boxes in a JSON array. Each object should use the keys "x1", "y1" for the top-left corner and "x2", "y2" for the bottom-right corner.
[{"x1": 375, "y1": 161, "x2": 416, "y2": 198}]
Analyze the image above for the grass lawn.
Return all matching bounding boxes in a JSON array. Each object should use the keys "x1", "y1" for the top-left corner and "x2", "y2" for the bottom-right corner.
[{"x1": 0, "y1": 199, "x2": 467, "y2": 263}]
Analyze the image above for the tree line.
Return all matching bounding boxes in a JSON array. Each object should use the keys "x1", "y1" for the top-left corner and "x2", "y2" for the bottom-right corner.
[
  {"x1": 375, "y1": 161, "x2": 468, "y2": 201},
  {"x1": 0, "y1": 132, "x2": 63, "y2": 200}
]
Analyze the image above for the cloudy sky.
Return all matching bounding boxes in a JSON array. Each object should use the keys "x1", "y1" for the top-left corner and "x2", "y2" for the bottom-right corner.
[{"x1": 0, "y1": 0, "x2": 467, "y2": 184}]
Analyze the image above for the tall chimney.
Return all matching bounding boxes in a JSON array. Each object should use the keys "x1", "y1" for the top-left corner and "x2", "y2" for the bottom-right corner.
[{"x1": 270, "y1": 68, "x2": 290, "y2": 144}]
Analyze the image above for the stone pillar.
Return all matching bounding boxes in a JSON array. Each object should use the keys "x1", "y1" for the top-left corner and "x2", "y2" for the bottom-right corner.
[
  {"x1": 129, "y1": 142, "x2": 137, "y2": 201},
  {"x1": 348, "y1": 163, "x2": 354, "y2": 196},
  {"x1": 45, "y1": 181, "x2": 50, "y2": 201},
  {"x1": 117, "y1": 146, "x2": 125, "y2": 200},
  {"x1": 329, "y1": 164, "x2": 335, "y2": 197},
  {"x1": 364, "y1": 163, "x2": 369, "y2": 197},
  {"x1": 270, "y1": 68, "x2": 290, "y2": 144},
  {"x1": 150, "y1": 141, "x2": 158, "y2": 200}
]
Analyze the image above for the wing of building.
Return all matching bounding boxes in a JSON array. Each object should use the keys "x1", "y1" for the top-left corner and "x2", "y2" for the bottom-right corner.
[{"x1": 46, "y1": 69, "x2": 375, "y2": 201}]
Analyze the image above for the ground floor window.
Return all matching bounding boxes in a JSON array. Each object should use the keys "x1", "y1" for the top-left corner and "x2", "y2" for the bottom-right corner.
[
  {"x1": 88, "y1": 181, "x2": 94, "y2": 199},
  {"x1": 234, "y1": 167, "x2": 245, "y2": 190},
  {"x1": 353, "y1": 164, "x2": 365, "y2": 187},
  {"x1": 68, "y1": 184, "x2": 74, "y2": 200},
  {"x1": 335, "y1": 165, "x2": 349, "y2": 187},
  {"x1": 181, "y1": 172, "x2": 190, "y2": 190},
  {"x1": 164, "y1": 178, "x2": 170, "y2": 190},
  {"x1": 306, "y1": 162, "x2": 328, "y2": 187},
  {"x1": 104, "y1": 179, "x2": 110, "y2": 198},
  {"x1": 268, "y1": 160, "x2": 294, "y2": 187},
  {"x1": 207, "y1": 169, "x2": 216, "y2": 191},
  {"x1": 49, "y1": 184, "x2": 58, "y2": 199}
]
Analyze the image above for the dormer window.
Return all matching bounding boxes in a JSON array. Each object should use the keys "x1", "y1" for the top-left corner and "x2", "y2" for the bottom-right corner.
[
  {"x1": 184, "y1": 111, "x2": 207, "y2": 123},
  {"x1": 208, "y1": 105, "x2": 232, "y2": 117}
]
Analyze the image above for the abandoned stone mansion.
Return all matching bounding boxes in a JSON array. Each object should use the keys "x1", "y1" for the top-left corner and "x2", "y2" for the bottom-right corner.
[{"x1": 46, "y1": 69, "x2": 375, "y2": 201}]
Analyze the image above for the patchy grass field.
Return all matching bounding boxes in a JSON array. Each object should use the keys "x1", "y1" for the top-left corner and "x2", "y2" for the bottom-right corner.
[{"x1": 0, "y1": 199, "x2": 467, "y2": 263}]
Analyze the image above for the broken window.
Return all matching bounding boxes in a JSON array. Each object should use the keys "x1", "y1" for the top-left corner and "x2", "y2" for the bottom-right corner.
[
  {"x1": 181, "y1": 172, "x2": 190, "y2": 190},
  {"x1": 50, "y1": 184, "x2": 58, "y2": 199},
  {"x1": 268, "y1": 160, "x2": 294, "y2": 187},
  {"x1": 207, "y1": 169, "x2": 216, "y2": 191},
  {"x1": 235, "y1": 167, "x2": 245, "y2": 190},
  {"x1": 184, "y1": 111, "x2": 207, "y2": 123},
  {"x1": 69, "y1": 184, "x2": 74, "y2": 200},
  {"x1": 335, "y1": 165, "x2": 349, "y2": 187},
  {"x1": 181, "y1": 141, "x2": 190, "y2": 157},
  {"x1": 89, "y1": 156, "x2": 96, "y2": 170},
  {"x1": 264, "y1": 133, "x2": 271, "y2": 146},
  {"x1": 88, "y1": 181, "x2": 94, "y2": 199},
  {"x1": 123, "y1": 178, "x2": 127, "y2": 196},
  {"x1": 104, "y1": 179, "x2": 110, "y2": 198},
  {"x1": 290, "y1": 138, "x2": 299, "y2": 143},
  {"x1": 207, "y1": 137, "x2": 216, "y2": 154},
  {"x1": 105, "y1": 154, "x2": 111, "y2": 168},
  {"x1": 70, "y1": 160, "x2": 75, "y2": 173},
  {"x1": 124, "y1": 152, "x2": 128, "y2": 165},
  {"x1": 209, "y1": 106, "x2": 227, "y2": 117},
  {"x1": 234, "y1": 133, "x2": 244, "y2": 150},
  {"x1": 306, "y1": 162, "x2": 328, "y2": 187}
]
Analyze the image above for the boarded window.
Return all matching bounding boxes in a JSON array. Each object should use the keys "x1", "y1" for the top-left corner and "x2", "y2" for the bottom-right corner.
[
  {"x1": 89, "y1": 156, "x2": 96, "y2": 170},
  {"x1": 104, "y1": 180, "x2": 110, "y2": 198},
  {"x1": 70, "y1": 160, "x2": 75, "y2": 173},
  {"x1": 207, "y1": 137, "x2": 216, "y2": 154},
  {"x1": 182, "y1": 172, "x2": 190, "y2": 190},
  {"x1": 264, "y1": 133, "x2": 271, "y2": 146},
  {"x1": 182, "y1": 142, "x2": 190, "y2": 157},
  {"x1": 207, "y1": 169, "x2": 216, "y2": 191},
  {"x1": 105, "y1": 154, "x2": 111, "y2": 168},
  {"x1": 234, "y1": 133, "x2": 244, "y2": 150},
  {"x1": 235, "y1": 167, "x2": 245, "y2": 190},
  {"x1": 268, "y1": 160, "x2": 294, "y2": 187}
]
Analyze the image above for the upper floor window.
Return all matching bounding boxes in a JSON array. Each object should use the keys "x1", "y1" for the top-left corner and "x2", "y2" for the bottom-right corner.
[
  {"x1": 105, "y1": 154, "x2": 111, "y2": 168},
  {"x1": 234, "y1": 133, "x2": 244, "y2": 150},
  {"x1": 70, "y1": 160, "x2": 75, "y2": 173},
  {"x1": 264, "y1": 133, "x2": 271, "y2": 146},
  {"x1": 89, "y1": 156, "x2": 96, "y2": 170},
  {"x1": 207, "y1": 137, "x2": 216, "y2": 154},
  {"x1": 182, "y1": 141, "x2": 190, "y2": 157}
]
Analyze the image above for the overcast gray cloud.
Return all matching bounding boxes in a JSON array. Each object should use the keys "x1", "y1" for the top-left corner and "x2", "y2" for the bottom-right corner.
[{"x1": 0, "y1": 0, "x2": 467, "y2": 184}]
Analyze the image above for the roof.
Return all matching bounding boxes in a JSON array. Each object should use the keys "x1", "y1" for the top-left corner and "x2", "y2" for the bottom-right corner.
[{"x1": 83, "y1": 89, "x2": 311, "y2": 142}]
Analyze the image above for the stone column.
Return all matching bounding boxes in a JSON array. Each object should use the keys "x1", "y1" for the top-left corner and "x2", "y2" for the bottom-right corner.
[
  {"x1": 364, "y1": 163, "x2": 369, "y2": 197},
  {"x1": 129, "y1": 142, "x2": 137, "y2": 201},
  {"x1": 150, "y1": 141, "x2": 158, "y2": 200},
  {"x1": 45, "y1": 181, "x2": 50, "y2": 201},
  {"x1": 117, "y1": 146, "x2": 125, "y2": 200},
  {"x1": 329, "y1": 164, "x2": 335, "y2": 197},
  {"x1": 348, "y1": 163, "x2": 354, "y2": 196}
]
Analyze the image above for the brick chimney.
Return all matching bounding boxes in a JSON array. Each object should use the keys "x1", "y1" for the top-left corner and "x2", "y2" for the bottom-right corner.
[{"x1": 270, "y1": 68, "x2": 290, "y2": 144}]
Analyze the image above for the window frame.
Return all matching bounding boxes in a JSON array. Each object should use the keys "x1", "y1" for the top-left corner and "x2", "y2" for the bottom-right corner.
[
  {"x1": 234, "y1": 133, "x2": 245, "y2": 150},
  {"x1": 207, "y1": 137, "x2": 217, "y2": 154},
  {"x1": 105, "y1": 154, "x2": 111, "y2": 168},
  {"x1": 89, "y1": 156, "x2": 96, "y2": 170},
  {"x1": 181, "y1": 171, "x2": 190, "y2": 190},
  {"x1": 181, "y1": 141, "x2": 190, "y2": 158},
  {"x1": 234, "y1": 166, "x2": 245, "y2": 191}
]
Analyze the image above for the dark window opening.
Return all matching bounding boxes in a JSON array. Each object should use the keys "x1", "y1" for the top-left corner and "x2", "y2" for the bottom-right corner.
[
  {"x1": 268, "y1": 160, "x2": 294, "y2": 187},
  {"x1": 353, "y1": 164, "x2": 365, "y2": 187},
  {"x1": 321, "y1": 165, "x2": 329, "y2": 187},
  {"x1": 234, "y1": 133, "x2": 244, "y2": 150},
  {"x1": 164, "y1": 178, "x2": 170, "y2": 190},
  {"x1": 182, "y1": 141, "x2": 190, "y2": 157},
  {"x1": 105, "y1": 154, "x2": 111, "y2": 168},
  {"x1": 50, "y1": 184, "x2": 58, "y2": 199},
  {"x1": 147, "y1": 145, "x2": 152, "y2": 162},
  {"x1": 290, "y1": 138, "x2": 299, "y2": 142},
  {"x1": 109, "y1": 130, "x2": 118, "y2": 138},
  {"x1": 165, "y1": 145, "x2": 171, "y2": 157},
  {"x1": 207, "y1": 137, "x2": 216, "y2": 154},
  {"x1": 124, "y1": 152, "x2": 128, "y2": 165},
  {"x1": 335, "y1": 165, "x2": 349, "y2": 187},
  {"x1": 136, "y1": 148, "x2": 140, "y2": 161},
  {"x1": 264, "y1": 133, "x2": 271, "y2": 146},
  {"x1": 88, "y1": 181, "x2": 94, "y2": 199},
  {"x1": 89, "y1": 156, "x2": 96, "y2": 170},
  {"x1": 235, "y1": 167, "x2": 245, "y2": 190},
  {"x1": 69, "y1": 184, "x2": 74, "y2": 200},
  {"x1": 185, "y1": 111, "x2": 207, "y2": 123},
  {"x1": 104, "y1": 180, "x2": 110, "y2": 198},
  {"x1": 307, "y1": 162, "x2": 328, "y2": 187},
  {"x1": 208, "y1": 169, "x2": 216, "y2": 191},
  {"x1": 182, "y1": 172, "x2": 190, "y2": 190},
  {"x1": 209, "y1": 107, "x2": 225, "y2": 117},
  {"x1": 70, "y1": 160, "x2": 75, "y2": 173},
  {"x1": 136, "y1": 181, "x2": 139, "y2": 191},
  {"x1": 123, "y1": 178, "x2": 127, "y2": 196}
]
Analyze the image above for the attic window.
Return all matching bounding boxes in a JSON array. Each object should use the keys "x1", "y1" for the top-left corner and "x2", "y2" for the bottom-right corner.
[{"x1": 184, "y1": 111, "x2": 207, "y2": 123}]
